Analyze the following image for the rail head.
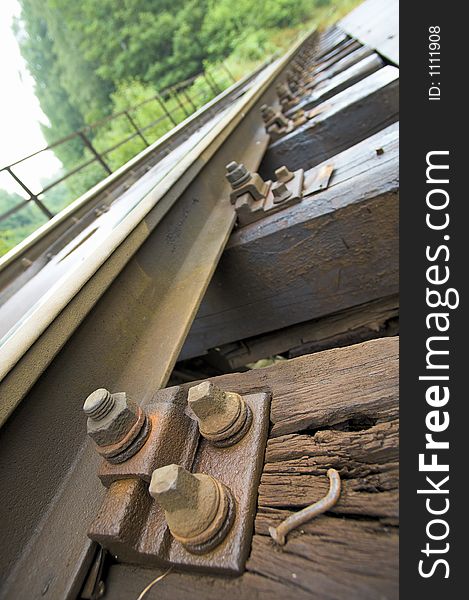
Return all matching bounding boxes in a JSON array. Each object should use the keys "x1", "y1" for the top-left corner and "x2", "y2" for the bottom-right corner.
[
  {"x1": 0, "y1": 57, "x2": 275, "y2": 282},
  {"x1": 0, "y1": 27, "x2": 317, "y2": 428}
]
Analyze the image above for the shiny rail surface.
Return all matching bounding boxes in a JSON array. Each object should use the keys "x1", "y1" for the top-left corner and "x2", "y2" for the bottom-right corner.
[
  {"x1": 0, "y1": 58, "x2": 283, "y2": 426},
  {"x1": 0, "y1": 61, "x2": 268, "y2": 296},
  {"x1": 0, "y1": 28, "x2": 317, "y2": 600}
]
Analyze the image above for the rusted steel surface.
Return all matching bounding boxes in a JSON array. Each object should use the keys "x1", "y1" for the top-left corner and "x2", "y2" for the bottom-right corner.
[
  {"x1": 0, "y1": 63, "x2": 270, "y2": 296},
  {"x1": 103, "y1": 338, "x2": 399, "y2": 599},
  {"x1": 85, "y1": 389, "x2": 152, "y2": 465},
  {"x1": 0, "y1": 3, "x2": 401, "y2": 596},
  {"x1": 89, "y1": 385, "x2": 270, "y2": 575},
  {"x1": 228, "y1": 159, "x2": 333, "y2": 226},
  {"x1": 180, "y1": 123, "x2": 399, "y2": 360},
  {"x1": 0, "y1": 30, "x2": 318, "y2": 600},
  {"x1": 227, "y1": 163, "x2": 306, "y2": 226},
  {"x1": 188, "y1": 381, "x2": 253, "y2": 447},
  {"x1": 95, "y1": 388, "x2": 199, "y2": 488}
]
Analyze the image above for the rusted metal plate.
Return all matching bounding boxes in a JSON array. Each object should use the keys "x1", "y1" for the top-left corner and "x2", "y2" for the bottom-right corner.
[
  {"x1": 231, "y1": 167, "x2": 305, "y2": 227},
  {"x1": 180, "y1": 123, "x2": 399, "y2": 360},
  {"x1": 89, "y1": 391, "x2": 271, "y2": 575},
  {"x1": 303, "y1": 163, "x2": 334, "y2": 195},
  {"x1": 97, "y1": 388, "x2": 199, "y2": 487},
  {"x1": 103, "y1": 338, "x2": 399, "y2": 599},
  {"x1": 0, "y1": 29, "x2": 318, "y2": 598},
  {"x1": 231, "y1": 158, "x2": 334, "y2": 228}
]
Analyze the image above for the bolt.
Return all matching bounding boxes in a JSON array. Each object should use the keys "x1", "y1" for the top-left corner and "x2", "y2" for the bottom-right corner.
[
  {"x1": 260, "y1": 104, "x2": 290, "y2": 131},
  {"x1": 84, "y1": 388, "x2": 115, "y2": 420},
  {"x1": 275, "y1": 166, "x2": 294, "y2": 183},
  {"x1": 84, "y1": 388, "x2": 151, "y2": 463},
  {"x1": 271, "y1": 180, "x2": 292, "y2": 204},
  {"x1": 149, "y1": 464, "x2": 235, "y2": 553},
  {"x1": 225, "y1": 161, "x2": 251, "y2": 189},
  {"x1": 187, "y1": 381, "x2": 252, "y2": 446},
  {"x1": 276, "y1": 83, "x2": 291, "y2": 99},
  {"x1": 260, "y1": 104, "x2": 276, "y2": 123},
  {"x1": 150, "y1": 464, "x2": 201, "y2": 512},
  {"x1": 21, "y1": 257, "x2": 33, "y2": 269}
]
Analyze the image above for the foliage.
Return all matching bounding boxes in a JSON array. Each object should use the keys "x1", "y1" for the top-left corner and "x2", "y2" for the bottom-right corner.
[
  {"x1": 0, "y1": 189, "x2": 48, "y2": 253},
  {"x1": 1, "y1": 0, "x2": 363, "y2": 256},
  {"x1": 15, "y1": 0, "x2": 320, "y2": 147}
]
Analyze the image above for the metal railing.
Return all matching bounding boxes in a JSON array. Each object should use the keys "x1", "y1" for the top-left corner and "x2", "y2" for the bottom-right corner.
[{"x1": 0, "y1": 62, "x2": 236, "y2": 228}]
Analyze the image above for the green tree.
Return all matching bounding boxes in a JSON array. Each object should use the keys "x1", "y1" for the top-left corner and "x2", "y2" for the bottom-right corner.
[
  {"x1": 14, "y1": 0, "x2": 85, "y2": 167},
  {"x1": 0, "y1": 189, "x2": 49, "y2": 256},
  {"x1": 6, "y1": 0, "x2": 344, "y2": 254}
]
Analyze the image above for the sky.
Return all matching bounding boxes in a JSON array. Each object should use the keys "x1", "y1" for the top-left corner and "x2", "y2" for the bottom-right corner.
[{"x1": 0, "y1": 0, "x2": 61, "y2": 196}]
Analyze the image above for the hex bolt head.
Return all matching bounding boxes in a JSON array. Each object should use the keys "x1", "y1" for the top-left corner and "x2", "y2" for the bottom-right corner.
[
  {"x1": 84, "y1": 389, "x2": 151, "y2": 463},
  {"x1": 187, "y1": 381, "x2": 252, "y2": 447},
  {"x1": 260, "y1": 104, "x2": 276, "y2": 123},
  {"x1": 272, "y1": 180, "x2": 292, "y2": 204},
  {"x1": 225, "y1": 161, "x2": 251, "y2": 189},
  {"x1": 149, "y1": 464, "x2": 235, "y2": 553},
  {"x1": 149, "y1": 464, "x2": 201, "y2": 512},
  {"x1": 276, "y1": 83, "x2": 293, "y2": 101},
  {"x1": 275, "y1": 166, "x2": 294, "y2": 183}
]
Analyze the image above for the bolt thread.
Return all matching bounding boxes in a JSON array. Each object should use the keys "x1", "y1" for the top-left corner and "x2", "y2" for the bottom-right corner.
[{"x1": 84, "y1": 389, "x2": 115, "y2": 420}]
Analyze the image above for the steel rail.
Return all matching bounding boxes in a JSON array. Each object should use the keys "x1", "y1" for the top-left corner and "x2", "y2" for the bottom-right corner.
[
  {"x1": 0, "y1": 60, "x2": 269, "y2": 295},
  {"x1": 0, "y1": 66, "x2": 235, "y2": 229},
  {"x1": 0, "y1": 28, "x2": 317, "y2": 600}
]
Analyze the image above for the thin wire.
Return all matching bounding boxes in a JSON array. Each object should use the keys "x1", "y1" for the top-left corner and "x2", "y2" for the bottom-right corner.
[{"x1": 136, "y1": 567, "x2": 173, "y2": 600}]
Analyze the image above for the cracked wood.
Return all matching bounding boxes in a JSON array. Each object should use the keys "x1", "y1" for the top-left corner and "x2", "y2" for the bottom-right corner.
[
  {"x1": 180, "y1": 124, "x2": 399, "y2": 360},
  {"x1": 105, "y1": 337, "x2": 398, "y2": 599}
]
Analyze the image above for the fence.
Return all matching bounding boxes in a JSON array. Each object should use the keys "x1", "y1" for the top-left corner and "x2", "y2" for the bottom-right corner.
[{"x1": 0, "y1": 62, "x2": 236, "y2": 254}]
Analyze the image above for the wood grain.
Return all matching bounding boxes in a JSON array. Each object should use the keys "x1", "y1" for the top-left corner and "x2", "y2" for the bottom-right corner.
[
  {"x1": 260, "y1": 66, "x2": 399, "y2": 178},
  {"x1": 105, "y1": 337, "x2": 399, "y2": 599},
  {"x1": 180, "y1": 124, "x2": 399, "y2": 360},
  {"x1": 208, "y1": 294, "x2": 398, "y2": 369},
  {"x1": 288, "y1": 53, "x2": 385, "y2": 115}
]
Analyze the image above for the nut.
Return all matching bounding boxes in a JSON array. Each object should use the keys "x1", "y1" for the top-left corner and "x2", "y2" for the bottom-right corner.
[
  {"x1": 187, "y1": 381, "x2": 252, "y2": 446},
  {"x1": 260, "y1": 104, "x2": 290, "y2": 130},
  {"x1": 272, "y1": 181, "x2": 292, "y2": 204},
  {"x1": 275, "y1": 166, "x2": 294, "y2": 183},
  {"x1": 84, "y1": 388, "x2": 151, "y2": 463},
  {"x1": 225, "y1": 161, "x2": 251, "y2": 188},
  {"x1": 226, "y1": 163, "x2": 270, "y2": 205},
  {"x1": 276, "y1": 83, "x2": 294, "y2": 101},
  {"x1": 260, "y1": 104, "x2": 276, "y2": 124},
  {"x1": 85, "y1": 389, "x2": 139, "y2": 446},
  {"x1": 149, "y1": 464, "x2": 235, "y2": 553}
]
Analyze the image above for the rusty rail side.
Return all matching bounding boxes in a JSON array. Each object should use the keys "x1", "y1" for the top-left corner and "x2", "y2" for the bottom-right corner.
[{"x1": 0, "y1": 28, "x2": 317, "y2": 600}]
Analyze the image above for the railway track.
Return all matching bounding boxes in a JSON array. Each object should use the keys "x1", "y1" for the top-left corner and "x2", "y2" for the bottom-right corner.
[{"x1": 0, "y1": 1, "x2": 399, "y2": 598}]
